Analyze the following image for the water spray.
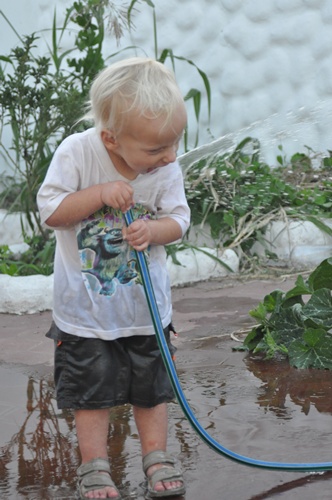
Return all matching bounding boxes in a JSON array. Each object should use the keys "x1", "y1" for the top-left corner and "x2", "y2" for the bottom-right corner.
[{"x1": 124, "y1": 209, "x2": 332, "y2": 472}]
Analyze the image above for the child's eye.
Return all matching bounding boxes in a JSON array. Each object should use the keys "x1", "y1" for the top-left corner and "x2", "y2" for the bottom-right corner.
[{"x1": 148, "y1": 148, "x2": 163, "y2": 155}]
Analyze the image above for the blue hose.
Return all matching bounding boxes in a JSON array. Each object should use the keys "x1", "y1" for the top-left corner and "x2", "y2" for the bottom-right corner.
[{"x1": 124, "y1": 209, "x2": 332, "y2": 472}]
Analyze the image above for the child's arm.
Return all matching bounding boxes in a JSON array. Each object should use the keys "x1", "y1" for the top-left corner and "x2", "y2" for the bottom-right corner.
[{"x1": 45, "y1": 181, "x2": 134, "y2": 228}]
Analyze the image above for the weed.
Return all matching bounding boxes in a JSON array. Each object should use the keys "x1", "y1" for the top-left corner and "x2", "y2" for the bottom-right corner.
[{"x1": 185, "y1": 138, "x2": 332, "y2": 270}]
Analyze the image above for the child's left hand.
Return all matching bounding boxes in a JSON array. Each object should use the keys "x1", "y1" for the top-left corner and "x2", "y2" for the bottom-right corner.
[{"x1": 122, "y1": 219, "x2": 152, "y2": 251}]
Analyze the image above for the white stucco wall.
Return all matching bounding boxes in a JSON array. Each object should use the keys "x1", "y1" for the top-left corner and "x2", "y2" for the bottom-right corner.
[{"x1": 1, "y1": 0, "x2": 332, "y2": 167}]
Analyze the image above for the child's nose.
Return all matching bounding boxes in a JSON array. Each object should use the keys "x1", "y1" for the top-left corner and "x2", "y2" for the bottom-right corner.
[{"x1": 163, "y1": 146, "x2": 177, "y2": 163}]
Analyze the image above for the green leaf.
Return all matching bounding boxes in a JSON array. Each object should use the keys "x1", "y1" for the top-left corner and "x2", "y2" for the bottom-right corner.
[
  {"x1": 171, "y1": 54, "x2": 211, "y2": 119},
  {"x1": 191, "y1": 245, "x2": 234, "y2": 272},
  {"x1": 263, "y1": 290, "x2": 284, "y2": 313},
  {"x1": 288, "y1": 328, "x2": 332, "y2": 369},
  {"x1": 184, "y1": 88, "x2": 201, "y2": 120},
  {"x1": 308, "y1": 258, "x2": 332, "y2": 291},
  {"x1": 0, "y1": 262, "x2": 18, "y2": 276},
  {"x1": 0, "y1": 55, "x2": 12, "y2": 63},
  {"x1": 249, "y1": 302, "x2": 267, "y2": 321},
  {"x1": 303, "y1": 327, "x2": 326, "y2": 347},
  {"x1": 323, "y1": 156, "x2": 332, "y2": 167},
  {"x1": 165, "y1": 244, "x2": 182, "y2": 265},
  {"x1": 253, "y1": 330, "x2": 288, "y2": 358},
  {"x1": 223, "y1": 212, "x2": 234, "y2": 228},
  {"x1": 305, "y1": 215, "x2": 332, "y2": 237},
  {"x1": 302, "y1": 288, "x2": 332, "y2": 328},
  {"x1": 276, "y1": 155, "x2": 283, "y2": 165},
  {"x1": 243, "y1": 325, "x2": 265, "y2": 350},
  {"x1": 271, "y1": 303, "x2": 305, "y2": 347},
  {"x1": 285, "y1": 274, "x2": 313, "y2": 299},
  {"x1": 243, "y1": 325, "x2": 289, "y2": 359},
  {"x1": 290, "y1": 152, "x2": 312, "y2": 171}
]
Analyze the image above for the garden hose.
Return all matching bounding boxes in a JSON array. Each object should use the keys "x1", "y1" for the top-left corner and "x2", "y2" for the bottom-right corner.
[{"x1": 124, "y1": 209, "x2": 332, "y2": 472}]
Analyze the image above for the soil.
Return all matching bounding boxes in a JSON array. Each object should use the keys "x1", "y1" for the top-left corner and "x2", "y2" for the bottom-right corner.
[{"x1": 1, "y1": 277, "x2": 332, "y2": 499}]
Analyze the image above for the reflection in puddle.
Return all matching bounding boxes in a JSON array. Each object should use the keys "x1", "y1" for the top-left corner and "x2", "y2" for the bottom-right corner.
[
  {"x1": 0, "y1": 376, "x2": 78, "y2": 498},
  {"x1": 0, "y1": 374, "x2": 139, "y2": 499},
  {"x1": 2, "y1": 347, "x2": 332, "y2": 498},
  {"x1": 245, "y1": 354, "x2": 332, "y2": 416},
  {"x1": 250, "y1": 470, "x2": 332, "y2": 500}
]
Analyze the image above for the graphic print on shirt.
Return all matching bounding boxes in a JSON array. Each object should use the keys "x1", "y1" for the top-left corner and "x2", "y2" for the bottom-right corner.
[{"x1": 77, "y1": 205, "x2": 152, "y2": 296}]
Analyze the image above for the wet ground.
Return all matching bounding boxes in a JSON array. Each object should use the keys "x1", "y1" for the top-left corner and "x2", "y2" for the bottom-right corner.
[{"x1": 1, "y1": 277, "x2": 332, "y2": 499}]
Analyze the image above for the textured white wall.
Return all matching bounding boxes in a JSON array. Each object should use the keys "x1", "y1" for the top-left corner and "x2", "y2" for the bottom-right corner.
[{"x1": 1, "y1": 0, "x2": 332, "y2": 167}]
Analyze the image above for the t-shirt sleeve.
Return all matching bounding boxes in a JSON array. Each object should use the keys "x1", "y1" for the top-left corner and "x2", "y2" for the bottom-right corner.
[
  {"x1": 156, "y1": 163, "x2": 190, "y2": 238},
  {"x1": 37, "y1": 137, "x2": 82, "y2": 228}
]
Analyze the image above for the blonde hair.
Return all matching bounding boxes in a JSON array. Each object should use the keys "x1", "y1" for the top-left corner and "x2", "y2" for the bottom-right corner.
[{"x1": 84, "y1": 57, "x2": 185, "y2": 133}]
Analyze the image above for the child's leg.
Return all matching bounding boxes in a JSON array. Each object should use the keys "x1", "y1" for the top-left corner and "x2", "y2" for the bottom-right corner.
[
  {"x1": 75, "y1": 409, "x2": 110, "y2": 462},
  {"x1": 75, "y1": 409, "x2": 120, "y2": 499},
  {"x1": 133, "y1": 403, "x2": 184, "y2": 495},
  {"x1": 133, "y1": 403, "x2": 167, "y2": 454}
]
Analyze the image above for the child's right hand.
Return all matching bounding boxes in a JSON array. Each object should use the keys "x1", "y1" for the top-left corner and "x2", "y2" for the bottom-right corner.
[{"x1": 100, "y1": 181, "x2": 134, "y2": 213}]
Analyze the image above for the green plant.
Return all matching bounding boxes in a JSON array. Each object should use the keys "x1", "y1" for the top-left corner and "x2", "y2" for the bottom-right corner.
[
  {"x1": 64, "y1": 0, "x2": 130, "y2": 87},
  {"x1": 0, "y1": 235, "x2": 55, "y2": 276},
  {"x1": 184, "y1": 138, "x2": 332, "y2": 269},
  {"x1": 0, "y1": 33, "x2": 84, "y2": 237},
  {"x1": 0, "y1": 2, "x2": 132, "y2": 235},
  {"x1": 241, "y1": 258, "x2": 332, "y2": 370}
]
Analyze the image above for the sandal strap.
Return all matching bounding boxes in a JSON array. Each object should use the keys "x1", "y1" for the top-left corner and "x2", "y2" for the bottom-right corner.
[
  {"x1": 77, "y1": 458, "x2": 121, "y2": 498},
  {"x1": 142, "y1": 450, "x2": 175, "y2": 474},
  {"x1": 143, "y1": 451, "x2": 186, "y2": 497},
  {"x1": 78, "y1": 457, "x2": 111, "y2": 477}
]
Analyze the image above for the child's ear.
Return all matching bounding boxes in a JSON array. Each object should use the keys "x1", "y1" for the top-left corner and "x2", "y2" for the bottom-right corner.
[{"x1": 101, "y1": 130, "x2": 118, "y2": 151}]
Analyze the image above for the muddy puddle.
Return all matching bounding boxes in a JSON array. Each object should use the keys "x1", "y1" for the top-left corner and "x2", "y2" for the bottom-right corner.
[
  {"x1": 2, "y1": 335, "x2": 332, "y2": 500},
  {"x1": 2, "y1": 279, "x2": 332, "y2": 499}
]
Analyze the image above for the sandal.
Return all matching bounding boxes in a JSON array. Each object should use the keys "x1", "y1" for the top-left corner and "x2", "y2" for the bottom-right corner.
[
  {"x1": 77, "y1": 457, "x2": 122, "y2": 499},
  {"x1": 142, "y1": 450, "x2": 186, "y2": 498}
]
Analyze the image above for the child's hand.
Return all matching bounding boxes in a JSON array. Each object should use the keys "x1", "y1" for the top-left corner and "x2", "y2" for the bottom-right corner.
[
  {"x1": 123, "y1": 219, "x2": 152, "y2": 251},
  {"x1": 100, "y1": 181, "x2": 134, "y2": 212}
]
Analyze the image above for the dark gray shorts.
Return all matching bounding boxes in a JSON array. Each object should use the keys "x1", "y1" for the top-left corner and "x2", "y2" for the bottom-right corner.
[{"x1": 46, "y1": 323, "x2": 176, "y2": 410}]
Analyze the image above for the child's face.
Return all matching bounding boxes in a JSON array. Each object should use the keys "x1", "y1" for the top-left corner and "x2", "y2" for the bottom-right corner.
[{"x1": 102, "y1": 106, "x2": 187, "y2": 179}]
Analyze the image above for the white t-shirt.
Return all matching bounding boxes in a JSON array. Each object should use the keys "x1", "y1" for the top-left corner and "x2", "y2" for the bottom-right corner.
[{"x1": 37, "y1": 128, "x2": 190, "y2": 340}]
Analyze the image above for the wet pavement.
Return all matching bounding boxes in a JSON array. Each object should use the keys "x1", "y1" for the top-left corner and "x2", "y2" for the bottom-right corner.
[{"x1": 1, "y1": 277, "x2": 332, "y2": 499}]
